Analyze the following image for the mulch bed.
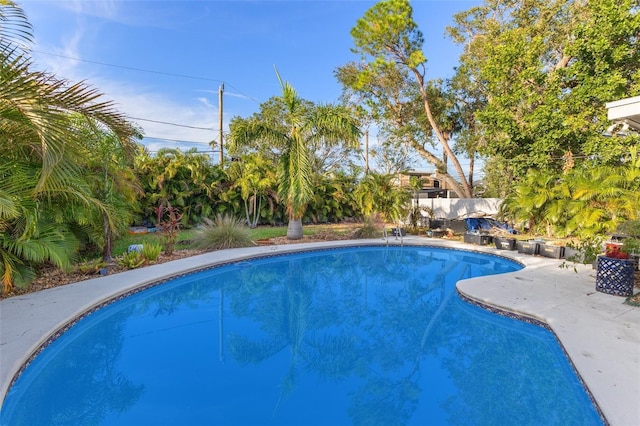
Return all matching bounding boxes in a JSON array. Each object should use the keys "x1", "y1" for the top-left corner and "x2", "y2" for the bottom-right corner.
[{"x1": 0, "y1": 249, "x2": 205, "y2": 300}]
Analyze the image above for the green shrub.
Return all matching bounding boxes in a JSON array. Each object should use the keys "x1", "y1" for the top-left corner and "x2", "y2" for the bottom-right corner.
[
  {"x1": 195, "y1": 214, "x2": 254, "y2": 250},
  {"x1": 351, "y1": 214, "x2": 384, "y2": 239},
  {"x1": 142, "y1": 242, "x2": 162, "y2": 262},
  {"x1": 564, "y1": 236, "x2": 604, "y2": 265},
  {"x1": 117, "y1": 250, "x2": 146, "y2": 269},
  {"x1": 77, "y1": 259, "x2": 107, "y2": 274}
]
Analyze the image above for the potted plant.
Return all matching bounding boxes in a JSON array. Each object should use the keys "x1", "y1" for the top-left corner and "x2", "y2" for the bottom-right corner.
[
  {"x1": 563, "y1": 236, "x2": 603, "y2": 266},
  {"x1": 595, "y1": 221, "x2": 640, "y2": 296},
  {"x1": 617, "y1": 220, "x2": 640, "y2": 270}
]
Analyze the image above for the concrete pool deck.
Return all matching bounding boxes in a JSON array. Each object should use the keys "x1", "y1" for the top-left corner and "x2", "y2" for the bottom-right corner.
[{"x1": 1, "y1": 237, "x2": 638, "y2": 425}]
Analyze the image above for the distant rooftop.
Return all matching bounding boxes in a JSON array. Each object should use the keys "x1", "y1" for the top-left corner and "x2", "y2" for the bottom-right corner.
[{"x1": 404, "y1": 170, "x2": 434, "y2": 176}]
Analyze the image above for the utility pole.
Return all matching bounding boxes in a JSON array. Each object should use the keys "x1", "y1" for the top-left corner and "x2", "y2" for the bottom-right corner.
[
  {"x1": 218, "y1": 83, "x2": 224, "y2": 166},
  {"x1": 365, "y1": 129, "x2": 369, "y2": 175}
]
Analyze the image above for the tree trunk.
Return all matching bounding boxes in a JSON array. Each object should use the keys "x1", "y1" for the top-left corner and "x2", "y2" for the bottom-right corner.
[
  {"x1": 244, "y1": 199, "x2": 252, "y2": 227},
  {"x1": 251, "y1": 197, "x2": 262, "y2": 228},
  {"x1": 102, "y1": 213, "x2": 114, "y2": 263},
  {"x1": 287, "y1": 218, "x2": 304, "y2": 240},
  {"x1": 411, "y1": 69, "x2": 473, "y2": 198},
  {"x1": 468, "y1": 154, "x2": 475, "y2": 190}
]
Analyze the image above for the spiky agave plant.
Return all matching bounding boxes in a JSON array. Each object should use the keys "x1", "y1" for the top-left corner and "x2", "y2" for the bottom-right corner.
[{"x1": 195, "y1": 214, "x2": 254, "y2": 251}]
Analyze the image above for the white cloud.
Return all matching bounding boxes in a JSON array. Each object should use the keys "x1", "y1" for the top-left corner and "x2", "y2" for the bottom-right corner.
[
  {"x1": 61, "y1": 0, "x2": 120, "y2": 21},
  {"x1": 47, "y1": 1, "x2": 176, "y2": 29},
  {"x1": 33, "y1": 48, "x2": 222, "y2": 149},
  {"x1": 197, "y1": 97, "x2": 215, "y2": 110},
  {"x1": 27, "y1": 7, "x2": 222, "y2": 151},
  {"x1": 106, "y1": 85, "x2": 218, "y2": 144}
]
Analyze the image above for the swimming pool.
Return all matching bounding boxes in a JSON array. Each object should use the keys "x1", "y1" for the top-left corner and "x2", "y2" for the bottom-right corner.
[{"x1": 0, "y1": 246, "x2": 603, "y2": 425}]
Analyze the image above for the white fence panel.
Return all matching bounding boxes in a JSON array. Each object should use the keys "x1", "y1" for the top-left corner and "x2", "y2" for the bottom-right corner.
[{"x1": 418, "y1": 198, "x2": 502, "y2": 219}]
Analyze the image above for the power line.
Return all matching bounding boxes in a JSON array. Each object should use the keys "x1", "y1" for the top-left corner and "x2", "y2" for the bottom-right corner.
[
  {"x1": 31, "y1": 49, "x2": 261, "y2": 103},
  {"x1": 129, "y1": 116, "x2": 215, "y2": 131},
  {"x1": 146, "y1": 149, "x2": 219, "y2": 153},
  {"x1": 32, "y1": 49, "x2": 223, "y2": 83},
  {"x1": 144, "y1": 136, "x2": 214, "y2": 145},
  {"x1": 32, "y1": 49, "x2": 262, "y2": 133}
]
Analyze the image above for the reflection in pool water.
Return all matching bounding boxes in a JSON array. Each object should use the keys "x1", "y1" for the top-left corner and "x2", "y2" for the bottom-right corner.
[{"x1": 0, "y1": 247, "x2": 602, "y2": 425}]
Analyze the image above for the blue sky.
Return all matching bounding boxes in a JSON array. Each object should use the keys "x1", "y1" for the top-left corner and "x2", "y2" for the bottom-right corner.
[{"x1": 21, "y1": 0, "x2": 481, "y2": 168}]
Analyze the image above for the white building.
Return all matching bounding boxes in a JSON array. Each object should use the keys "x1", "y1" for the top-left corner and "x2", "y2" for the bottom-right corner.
[{"x1": 606, "y1": 95, "x2": 640, "y2": 133}]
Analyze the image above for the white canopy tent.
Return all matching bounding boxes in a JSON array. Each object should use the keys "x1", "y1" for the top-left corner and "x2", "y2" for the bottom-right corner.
[{"x1": 605, "y1": 95, "x2": 640, "y2": 133}]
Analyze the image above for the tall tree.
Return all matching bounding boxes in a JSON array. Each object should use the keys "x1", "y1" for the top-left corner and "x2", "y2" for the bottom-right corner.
[
  {"x1": 448, "y1": 0, "x2": 640, "y2": 183},
  {"x1": 228, "y1": 70, "x2": 361, "y2": 239},
  {"x1": 337, "y1": 0, "x2": 474, "y2": 198}
]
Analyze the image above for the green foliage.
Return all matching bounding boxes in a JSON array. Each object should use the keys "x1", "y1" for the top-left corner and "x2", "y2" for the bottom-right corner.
[
  {"x1": 0, "y1": 2, "x2": 139, "y2": 291},
  {"x1": 352, "y1": 214, "x2": 384, "y2": 239},
  {"x1": 304, "y1": 172, "x2": 358, "y2": 224},
  {"x1": 617, "y1": 220, "x2": 640, "y2": 255},
  {"x1": 228, "y1": 69, "x2": 361, "y2": 237},
  {"x1": 194, "y1": 214, "x2": 254, "y2": 251},
  {"x1": 76, "y1": 259, "x2": 108, "y2": 274},
  {"x1": 449, "y1": 0, "x2": 640, "y2": 182},
  {"x1": 70, "y1": 116, "x2": 141, "y2": 262},
  {"x1": 227, "y1": 153, "x2": 279, "y2": 228},
  {"x1": 134, "y1": 148, "x2": 228, "y2": 226},
  {"x1": 501, "y1": 148, "x2": 640, "y2": 238},
  {"x1": 561, "y1": 236, "x2": 605, "y2": 268},
  {"x1": 339, "y1": 0, "x2": 474, "y2": 197},
  {"x1": 117, "y1": 250, "x2": 146, "y2": 270},
  {"x1": 142, "y1": 242, "x2": 162, "y2": 262},
  {"x1": 354, "y1": 172, "x2": 411, "y2": 222}
]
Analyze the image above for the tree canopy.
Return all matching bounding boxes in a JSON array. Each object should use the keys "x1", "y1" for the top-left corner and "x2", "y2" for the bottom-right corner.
[
  {"x1": 337, "y1": 0, "x2": 475, "y2": 197},
  {"x1": 448, "y1": 0, "x2": 640, "y2": 189},
  {"x1": 228, "y1": 70, "x2": 361, "y2": 239}
]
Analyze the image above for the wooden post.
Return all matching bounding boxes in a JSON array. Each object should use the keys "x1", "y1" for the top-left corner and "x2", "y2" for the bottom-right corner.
[
  {"x1": 219, "y1": 83, "x2": 224, "y2": 166},
  {"x1": 365, "y1": 129, "x2": 369, "y2": 174}
]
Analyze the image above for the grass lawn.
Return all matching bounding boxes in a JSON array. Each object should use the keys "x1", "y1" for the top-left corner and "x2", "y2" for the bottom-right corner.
[
  {"x1": 112, "y1": 223, "x2": 361, "y2": 256},
  {"x1": 112, "y1": 229, "x2": 198, "y2": 256}
]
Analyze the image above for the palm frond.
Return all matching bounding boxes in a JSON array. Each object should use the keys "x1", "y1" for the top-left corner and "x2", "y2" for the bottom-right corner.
[
  {"x1": 306, "y1": 104, "x2": 362, "y2": 148},
  {"x1": 0, "y1": 1, "x2": 32, "y2": 57}
]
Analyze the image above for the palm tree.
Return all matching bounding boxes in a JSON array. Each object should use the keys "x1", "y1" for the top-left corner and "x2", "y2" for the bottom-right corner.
[
  {"x1": 354, "y1": 172, "x2": 411, "y2": 223},
  {"x1": 0, "y1": 1, "x2": 139, "y2": 291},
  {"x1": 567, "y1": 148, "x2": 640, "y2": 237},
  {"x1": 227, "y1": 153, "x2": 278, "y2": 228},
  {"x1": 500, "y1": 170, "x2": 560, "y2": 236},
  {"x1": 229, "y1": 69, "x2": 361, "y2": 239},
  {"x1": 71, "y1": 118, "x2": 142, "y2": 262},
  {"x1": 500, "y1": 148, "x2": 640, "y2": 239}
]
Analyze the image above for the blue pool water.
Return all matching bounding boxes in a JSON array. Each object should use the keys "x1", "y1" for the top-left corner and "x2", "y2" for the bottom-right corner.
[{"x1": 1, "y1": 246, "x2": 602, "y2": 425}]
